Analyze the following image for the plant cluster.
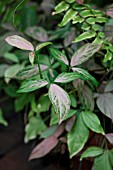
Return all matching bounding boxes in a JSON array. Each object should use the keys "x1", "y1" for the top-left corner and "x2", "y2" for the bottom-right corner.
[{"x1": 1, "y1": 0, "x2": 113, "y2": 169}]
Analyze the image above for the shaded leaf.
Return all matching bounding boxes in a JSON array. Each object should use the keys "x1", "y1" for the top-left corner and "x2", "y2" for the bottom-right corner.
[
  {"x1": 106, "y1": 133, "x2": 113, "y2": 144},
  {"x1": 96, "y1": 93, "x2": 113, "y2": 121},
  {"x1": 94, "y1": 150, "x2": 112, "y2": 170},
  {"x1": 67, "y1": 113, "x2": 89, "y2": 158},
  {"x1": 71, "y1": 43, "x2": 101, "y2": 67},
  {"x1": 104, "y1": 80, "x2": 113, "y2": 92},
  {"x1": 80, "y1": 146, "x2": 104, "y2": 161},
  {"x1": 49, "y1": 84, "x2": 71, "y2": 124},
  {"x1": 4, "y1": 53, "x2": 19, "y2": 63},
  {"x1": 40, "y1": 125, "x2": 58, "y2": 139},
  {"x1": 29, "y1": 135, "x2": 58, "y2": 160},
  {"x1": 0, "y1": 109, "x2": 8, "y2": 126},
  {"x1": 5, "y1": 35, "x2": 34, "y2": 51},
  {"x1": 81, "y1": 111, "x2": 105, "y2": 135},
  {"x1": 17, "y1": 79, "x2": 48, "y2": 93}
]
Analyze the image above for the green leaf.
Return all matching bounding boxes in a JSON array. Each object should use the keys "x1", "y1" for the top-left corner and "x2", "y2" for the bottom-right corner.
[
  {"x1": 40, "y1": 125, "x2": 58, "y2": 139},
  {"x1": 66, "y1": 0, "x2": 75, "y2": 3},
  {"x1": 25, "y1": 115, "x2": 47, "y2": 143},
  {"x1": 17, "y1": 79, "x2": 48, "y2": 93},
  {"x1": 94, "y1": 150, "x2": 112, "y2": 170},
  {"x1": 80, "y1": 10, "x2": 94, "y2": 18},
  {"x1": 72, "y1": 15, "x2": 84, "y2": 24},
  {"x1": 4, "y1": 64, "x2": 24, "y2": 83},
  {"x1": 50, "y1": 108, "x2": 77, "y2": 125},
  {"x1": 4, "y1": 52, "x2": 19, "y2": 63},
  {"x1": 81, "y1": 111, "x2": 105, "y2": 135},
  {"x1": 49, "y1": 84, "x2": 71, "y2": 124},
  {"x1": 67, "y1": 113, "x2": 89, "y2": 158},
  {"x1": 81, "y1": 23, "x2": 90, "y2": 30},
  {"x1": 96, "y1": 93, "x2": 113, "y2": 121},
  {"x1": 98, "y1": 32, "x2": 105, "y2": 38},
  {"x1": 59, "y1": 9, "x2": 76, "y2": 27},
  {"x1": 73, "y1": 31, "x2": 96, "y2": 43},
  {"x1": 0, "y1": 109, "x2": 8, "y2": 126},
  {"x1": 95, "y1": 17, "x2": 107, "y2": 23},
  {"x1": 49, "y1": 48, "x2": 69, "y2": 65},
  {"x1": 53, "y1": 1, "x2": 69, "y2": 15},
  {"x1": 71, "y1": 43, "x2": 101, "y2": 66},
  {"x1": 69, "y1": 94, "x2": 77, "y2": 108},
  {"x1": 104, "y1": 50, "x2": 112, "y2": 62},
  {"x1": 80, "y1": 146, "x2": 104, "y2": 161},
  {"x1": 72, "y1": 68, "x2": 98, "y2": 87},
  {"x1": 104, "y1": 80, "x2": 113, "y2": 93},
  {"x1": 36, "y1": 42, "x2": 52, "y2": 51},
  {"x1": 86, "y1": 18, "x2": 96, "y2": 24}
]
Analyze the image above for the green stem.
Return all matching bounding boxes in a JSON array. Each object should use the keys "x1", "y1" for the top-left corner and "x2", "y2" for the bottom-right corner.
[{"x1": 35, "y1": 52, "x2": 43, "y2": 79}]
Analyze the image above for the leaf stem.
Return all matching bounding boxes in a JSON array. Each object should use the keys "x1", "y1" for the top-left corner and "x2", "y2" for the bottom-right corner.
[{"x1": 35, "y1": 52, "x2": 43, "y2": 79}]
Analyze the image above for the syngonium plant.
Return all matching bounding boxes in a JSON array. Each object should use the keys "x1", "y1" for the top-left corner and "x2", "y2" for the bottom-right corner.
[{"x1": 5, "y1": 0, "x2": 113, "y2": 169}]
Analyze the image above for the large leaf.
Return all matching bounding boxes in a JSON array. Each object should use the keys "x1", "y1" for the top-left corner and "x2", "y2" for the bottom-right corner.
[
  {"x1": 81, "y1": 111, "x2": 105, "y2": 135},
  {"x1": 94, "y1": 150, "x2": 112, "y2": 170},
  {"x1": 96, "y1": 93, "x2": 113, "y2": 121},
  {"x1": 71, "y1": 43, "x2": 101, "y2": 67},
  {"x1": 80, "y1": 146, "x2": 104, "y2": 161},
  {"x1": 49, "y1": 48, "x2": 69, "y2": 65},
  {"x1": 49, "y1": 84, "x2": 71, "y2": 124},
  {"x1": 67, "y1": 113, "x2": 89, "y2": 158},
  {"x1": 5, "y1": 35, "x2": 34, "y2": 51},
  {"x1": 17, "y1": 79, "x2": 48, "y2": 93},
  {"x1": 72, "y1": 68, "x2": 98, "y2": 87}
]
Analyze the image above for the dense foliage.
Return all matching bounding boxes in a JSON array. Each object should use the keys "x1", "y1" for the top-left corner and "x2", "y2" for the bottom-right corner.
[{"x1": 1, "y1": 0, "x2": 113, "y2": 169}]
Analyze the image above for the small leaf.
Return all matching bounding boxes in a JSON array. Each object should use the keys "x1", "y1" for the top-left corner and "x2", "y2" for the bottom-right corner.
[
  {"x1": 17, "y1": 79, "x2": 48, "y2": 93},
  {"x1": 86, "y1": 18, "x2": 96, "y2": 24},
  {"x1": 36, "y1": 42, "x2": 52, "y2": 51},
  {"x1": 49, "y1": 84, "x2": 71, "y2": 124},
  {"x1": 29, "y1": 52, "x2": 35, "y2": 65},
  {"x1": 80, "y1": 10, "x2": 94, "y2": 18},
  {"x1": 73, "y1": 31, "x2": 96, "y2": 43},
  {"x1": 80, "y1": 146, "x2": 104, "y2": 161},
  {"x1": 71, "y1": 43, "x2": 101, "y2": 67},
  {"x1": 72, "y1": 15, "x2": 84, "y2": 24},
  {"x1": 96, "y1": 93, "x2": 113, "y2": 121},
  {"x1": 106, "y1": 133, "x2": 113, "y2": 144},
  {"x1": 81, "y1": 23, "x2": 90, "y2": 30},
  {"x1": 59, "y1": 9, "x2": 76, "y2": 27},
  {"x1": 104, "y1": 50, "x2": 112, "y2": 62},
  {"x1": 29, "y1": 135, "x2": 59, "y2": 160},
  {"x1": 67, "y1": 113, "x2": 89, "y2": 158},
  {"x1": 81, "y1": 111, "x2": 105, "y2": 135},
  {"x1": 4, "y1": 53, "x2": 19, "y2": 63},
  {"x1": 53, "y1": 1, "x2": 69, "y2": 15},
  {"x1": 49, "y1": 48, "x2": 69, "y2": 65},
  {"x1": 94, "y1": 150, "x2": 112, "y2": 170},
  {"x1": 66, "y1": 0, "x2": 75, "y2": 3},
  {"x1": 5, "y1": 35, "x2": 34, "y2": 51}
]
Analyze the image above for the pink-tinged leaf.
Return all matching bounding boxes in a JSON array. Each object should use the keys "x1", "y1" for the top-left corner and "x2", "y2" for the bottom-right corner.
[
  {"x1": 65, "y1": 116, "x2": 76, "y2": 132},
  {"x1": 106, "y1": 133, "x2": 113, "y2": 144},
  {"x1": 49, "y1": 84, "x2": 71, "y2": 124},
  {"x1": 5, "y1": 35, "x2": 34, "y2": 51},
  {"x1": 29, "y1": 135, "x2": 59, "y2": 160},
  {"x1": 71, "y1": 43, "x2": 101, "y2": 67},
  {"x1": 17, "y1": 79, "x2": 48, "y2": 93},
  {"x1": 76, "y1": 0, "x2": 84, "y2": 4},
  {"x1": 54, "y1": 124, "x2": 65, "y2": 138}
]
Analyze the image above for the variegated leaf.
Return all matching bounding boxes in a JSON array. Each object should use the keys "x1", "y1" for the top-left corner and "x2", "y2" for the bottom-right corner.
[
  {"x1": 49, "y1": 84, "x2": 71, "y2": 124},
  {"x1": 49, "y1": 48, "x2": 69, "y2": 65},
  {"x1": 5, "y1": 35, "x2": 34, "y2": 51},
  {"x1": 71, "y1": 43, "x2": 101, "y2": 67},
  {"x1": 17, "y1": 79, "x2": 48, "y2": 93}
]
